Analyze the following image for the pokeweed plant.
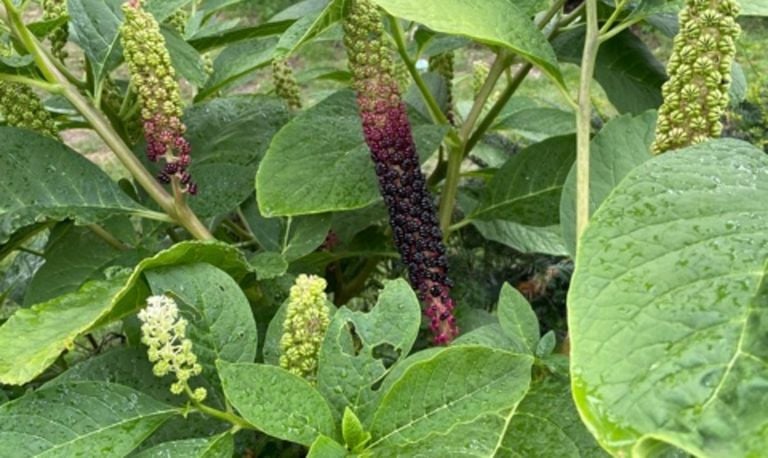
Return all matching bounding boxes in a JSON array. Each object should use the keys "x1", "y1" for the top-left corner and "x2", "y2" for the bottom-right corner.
[{"x1": 0, "y1": 0, "x2": 765, "y2": 457}]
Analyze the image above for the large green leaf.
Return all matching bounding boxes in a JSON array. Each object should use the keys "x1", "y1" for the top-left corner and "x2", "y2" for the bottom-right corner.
[
  {"x1": 0, "y1": 275, "x2": 128, "y2": 385},
  {"x1": 569, "y1": 139, "x2": 768, "y2": 456},
  {"x1": 256, "y1": 90, "x2": 446, "y2": 216},
  {"x1": 181, "y1": 96, "x2": 292, "y2": 217},
  {"x1": 133, "y1": 433, "x2": 234, "y2": 458},
  {"x1": 492, "y1": 107, "x2": 576, "y2": 143},
  {"x1": 146, "y1": 263, "x2": 259, "y2": 377},
  {"x1": 371, "y1": 0, "x2": 564, "y2": 89},
  {"x1": 217, "y1": 361, "x2": 337, "y2": 446},
  {"x1": 317, "y1": 279, "x2": 422, "y2": 421},
  {"x1": 471, "y1": 219, "x2": 567, "y2": 255},
  {"x1": 0, "y1": 127, "x2": 147, "y2": 244},
  {"x1": 470, "y1": 135, "x2": 576, "y2": 226},
  {"x1": 739, "y1": 0, "x2": 768, "y2": 16},
  {"x1": 498, "y1": 375, "x2": 609, "y2": 457},
  {"x1": 161, "y1": 27, "x2": 208, "y2": 88},
  {"x1": 68, "y1": 0, "x2": 124, "y2": 83},
  {"x1": 366, "y1": 345, "x2": 532, "y2": 453},
  {"x1": 23, "y1": 222, "x2": 141, "y2": 306},
  {"x1": 0, "y1": 241, "x2": 249, "y2": 385},
  {"x1": 0, "y1": 382, "x2": 176, "y2": 457},
  {"x1": 560, "y1": 111, "x2": 656, "y2": 255},
  {"x1": 47, "y1": 347, "x2": 228, "y2": 447},
  {"x1": 553, "y1": 29, "x2": 666, "y2": 114}
]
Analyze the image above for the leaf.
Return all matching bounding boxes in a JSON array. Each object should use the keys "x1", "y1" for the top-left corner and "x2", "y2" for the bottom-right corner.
[
  {"x1": 492, "y1": 107, "x2": 576, "y2": 142},
  {"x1": 161, "y1": 27, "x2": 208, "y2": 87},
  {"x1": 470, "y1": 135, "x2": 576, "y2": 226},
  {"x1": 342, "y1": 407, "x2": 371, "y2": 451},
  {"x1": 180, "y1": 96, "x2": 292, "y2": 217},
  {"x1": 498, "y1": 283, "x2": 539, "y2": 354},
  {"x1": 560, "y1": 111, "x2": 656, "y2": 256},
  {"x1": 47, "y1": 347, "x2": 229, "y2": 447},
  {"x1": 307, "y1": 435, "x2": 348, "y2": 458},
  {"x1": 0, "y1": 382, "x2": 176, "y2": 457},
  {"x1": 274, "y1": 0, "x2": 344, "y2": 59},
  {"x1": 198, "y1": 37, "x2": 278, "y2": 98},
  {"x1": 497, "y1": 374, "x2": 609, "y2": 457},
  {"x1": 146, "y1": 0, "x2": 196, "y2": 22},
  {"x1": 535, "y1": 330, "x2": 556, "y2": 357},
  {"x1": 741, "y1": 0, "x2": 768, "y2": 16},
  {"x1": 68, "y1": 0, "x2": 124, "y2": 83},
  {"x1": 0, "y1": 275, "x2": 128, "y2": 385},
  {"x1": 371, "y1": 0, "x2": 564, "y2": 89},
  {"x1": 146, "y1": 263, "x2": 259, "y2": 377},
  {"x1": 217, "y1": 361, "x2": 337, "y2": 446},
  {"x1": 553, "y1": 28, "x2": 667, "y2": 114},
  {"x1": 317, "y1": 279, "x2": 422, "y2": 421},
  {"x1": 257, "y1": 90, "x2": 446, "y2": 217},
  {"x1": 569, "y1": 139, "x2": 768, "y2": 456},
  {"x1": 471, "y1": 219, "x2": 567, "y2": 255},
  {"x1": 366, "y1": 345, "x2": 533, "y2": 452},
  {"x1": 242, "y1": 199, "x2": 333, "y2": 261},
  {"x1": 250, "y1": 252, "x2": 289, "y2": 279},
  {"x1": 23, "y1": 222, "x2": 140, "y2": 306},
  {"x1": 0, "y1": 127, "x2": 147, "y2": 244},
  {"x1": 133, "y1": 433, "x2": 234, "y2": 458}
]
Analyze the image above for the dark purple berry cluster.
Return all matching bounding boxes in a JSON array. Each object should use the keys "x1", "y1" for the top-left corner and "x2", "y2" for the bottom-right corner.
[{"x1": 344, "y1": 0, "x2": 457, "y2": 344}]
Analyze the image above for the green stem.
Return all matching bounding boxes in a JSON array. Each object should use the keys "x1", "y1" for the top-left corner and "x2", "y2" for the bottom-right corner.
[
  {"x1": 87, "y1": 224, "x2": 130, "y2": 251},
  {"x1": 599, "y1": 17, "x2": 642, "y2": 43},
  {"x1": 598, "y1": 0, "x2": 629, "y2": 35},
  {"x1": 131, "y1": 209, "x2": 176, "y2": 223},
  {"x1": 184, "y1": 388, "x2": 250, "y2": 431},
  {"x1": 437, "y1": 142, "x2": 463, "y2": 233},
  {"x1": 465, "y1": 62, "x2": 532, "y2": 155},
  {"x1": 0, "y1": 73, "x2": 61, "y2": 92},
  {"x1": 459, "y1": 53, "x2": 510, "y2": 144},
  {"x1": 575, "y1": 0, "x2": 600, "y2": 245},
  {"x1": 3, "y1": 0, "x2": 213, "y2": 241},
  {"x1": 389, "y1": 15, "x2": 460, "y2": 145}
]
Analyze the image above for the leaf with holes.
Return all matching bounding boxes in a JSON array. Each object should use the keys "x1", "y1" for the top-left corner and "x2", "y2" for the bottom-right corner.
[
  {"x1": 569, "y1": 139, "x2": 768, "y2": 456},
  {"x1": 316, "y1": 279, "x2": 422, "y2": 422}
]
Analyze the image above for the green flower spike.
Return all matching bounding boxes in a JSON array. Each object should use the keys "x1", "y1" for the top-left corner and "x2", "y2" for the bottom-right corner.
[
  {"x1": 429, "y1": 52, "x2": 455, "y2": 124},
  {"x1": 138, "y1": 295, "x2": 207, "y2": 402},
  {"x1": 0, "y1": 43, "x2": 57, "y2": 137},
  {"x1": 272, "y1": 59, "x2": 303, "y2": 110},
  {"x1": 652, "y1": 0, "x2": 741, "y2": 154},
  {"x1": 279, "y1": 275, "x2": 331, "y2": 382},
  {"x1": 42, "y1": 0, "x2": 69, "y2": 61}
]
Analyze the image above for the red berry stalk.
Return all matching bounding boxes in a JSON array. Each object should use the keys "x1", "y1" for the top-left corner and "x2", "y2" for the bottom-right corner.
[
  {"x1": 120, "y1": 0, "x2": 197, "y2": 195},
  {"x1": 344, "y1": 0, "x2": 458, "y2": 344}
]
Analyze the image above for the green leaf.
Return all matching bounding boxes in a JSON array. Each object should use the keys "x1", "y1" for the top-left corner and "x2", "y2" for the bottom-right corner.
[
  {"x1": 250, "y1": 252, "x2": 289, "y2": 280},
  {"x1": 470, "y1": 135, "x2": 576, "y2": 225},
  {"x1": 371, "y1": 0, "x2": 564, "y2": 89},
  {"x1": 497, "y1": 375, "x2": 609, "y2": 457},
  {"x1": 0, "y1": 382, "x2": 176, "y2": 457},
  {"x1": 560, "y1": 111, "x2": 656, "y2": 256},
  {"x1": 553, "y1": 28, "x2": 666, "y2": 114},
  {"x1": 182, "y1": 96, "x2": 292, "y2": 217},
  {"x1": 307, "y1": 435, "x2": 348, "y2": 458},
  {"x1": 146, "y1": 0, "x2": 196, "y2": 22},
  {"x1": 198, "y1": 37, "x2": 278, "y2": 99},
  {"x1": 47, "y1": 347, "x2": 228, "y2": 447},
  {"x1": 274, "y1": 0, "x2": 343, "y2": 59},
  {"x1": 739, "y1": 0, "x2": 768, "y2": 16},
  {"x1": 492, "y1": 107, "x2": 576, "y2": 143},
  {"x1": 367, "y1": 346, "x2": 533, "y2": 452},
  {"x1": 452, "y1": 323, "x2": 518, "y2": 350},
  {"x1": 256, "y1": 90, "x2": 446, "y2": 216},
  {"x1": 217, "y1": 361, "x2": 337, "y2": 446},
  {"x1": 242, "y1": 199, "x2": 333, "y2": 261},
  {"x1": 569, "y1": 139, "x2": 768, "y2": 456},
  {"x1": 535, "y1": 330, "x2": 556, "y2": 357},
  {"x1": 68, "y1": 0, "x2": 124, "y2": 83},
  {"x1": 471, "y1": 219, "x2": 567, "y2": 255},
  {"x1": 342, "y1": 407, "x2": 371, "y2": 451},
  {"x1": 133, "y1": 433, "x2": 234, "y2": 458},
  {"x1": 24, "y1": 222, "x2": 141, "y2": 306},
  {"x1": 161, "y1": 27, "x2": 208, "y2": 87},
  {"x1": 146, "y1": 263, "x2": 259, "y2": 376},
  {"x1": 317, "y1": 279, "x2": 422, "y2": 421},
  {"x1": 498, "y1": 283, "x2": 539, "y2": 354},
  {"x1": 0, "y1": 127, "x2": 147, "y2": 245},
  {"x1": 0, "y1": 275, "x2": 127, "y2": 385}
]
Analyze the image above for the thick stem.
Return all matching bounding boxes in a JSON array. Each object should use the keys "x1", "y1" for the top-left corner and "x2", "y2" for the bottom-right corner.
[
  {"x1": 437, "y1": 143, "x2": 463, "y2": 233},
  {"x1": 0, "y1": 73, "x2": 61, "y2": 92},
  {"x1": 87, "y1": 224, "x2": 130, "y2": 251},
  {"x1": 3, "y1": 0, "x2": 213, "y2": 240},
  {"x1": 575, "y1": 0, "x2": 600, "y2": 245}
]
